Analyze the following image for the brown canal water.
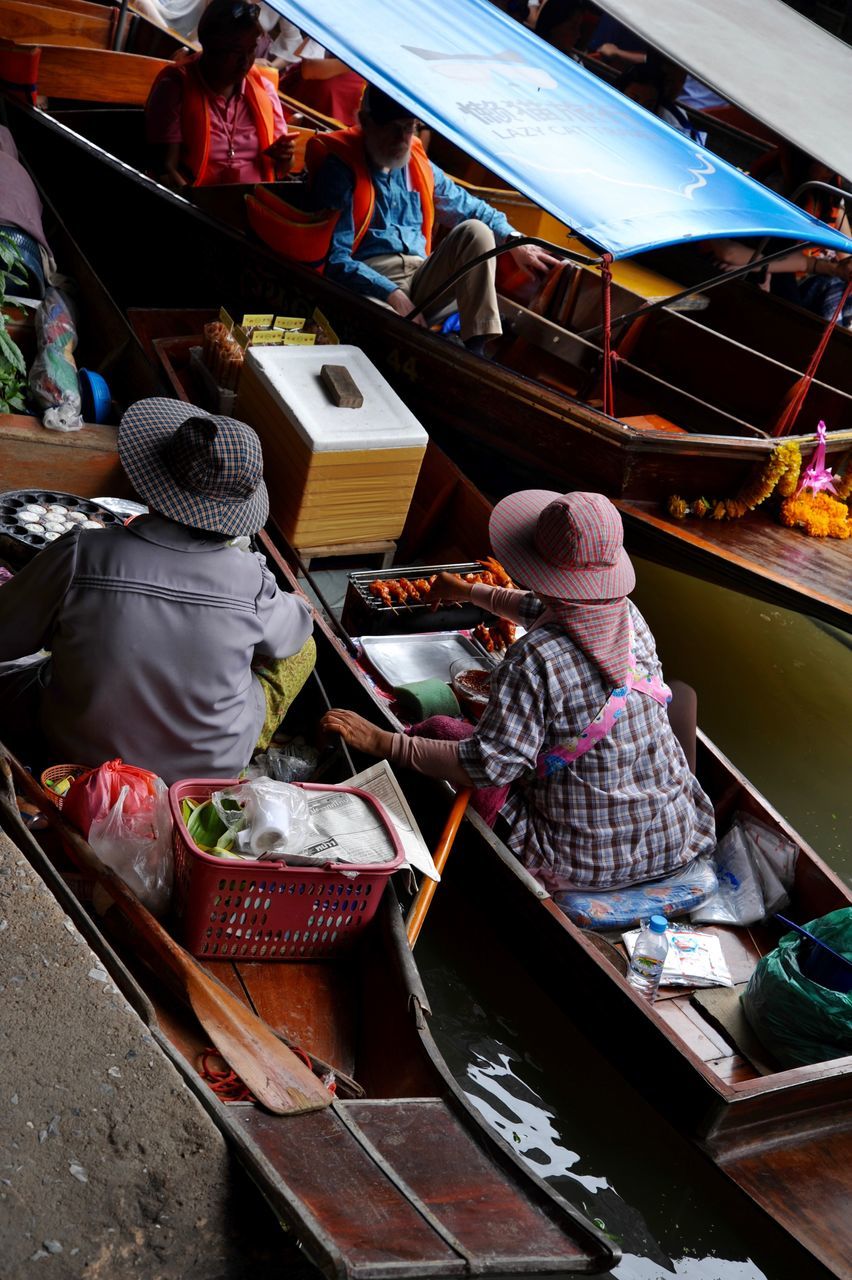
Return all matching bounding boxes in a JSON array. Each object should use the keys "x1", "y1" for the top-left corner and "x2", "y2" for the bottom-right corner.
[
  {"x1": 418, "y1": 561, "x2": 848, "y2": 1280},
  {"x1": 631, "y1": 556, "x2": 852, "y2": 886}
]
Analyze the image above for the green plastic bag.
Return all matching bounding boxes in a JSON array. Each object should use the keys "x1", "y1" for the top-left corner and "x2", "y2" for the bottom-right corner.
[{"x1": 740, "y1": 907, "x2": 852, "y2": 1069}]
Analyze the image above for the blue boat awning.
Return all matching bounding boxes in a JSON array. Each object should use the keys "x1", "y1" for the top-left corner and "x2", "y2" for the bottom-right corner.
[{"x1": 268, "y1": 0, "x2": 852, "y2": 260}]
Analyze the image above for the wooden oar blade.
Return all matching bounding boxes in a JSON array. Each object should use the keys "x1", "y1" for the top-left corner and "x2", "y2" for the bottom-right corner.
[{"x1": 186, "y1": 966, "x2": 332, "y2": 1115}]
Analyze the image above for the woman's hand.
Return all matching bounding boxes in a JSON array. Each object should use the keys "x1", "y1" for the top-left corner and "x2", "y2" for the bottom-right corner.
[
  {"x1": 321, "y1": 709, "x2": 395, "y2": 757},
  {"x1": 265, "y1": 132, "x2": 296, "y2": 175},
  {"x1": 427, "y1": 571, "x2": 474, "y2": 605}
]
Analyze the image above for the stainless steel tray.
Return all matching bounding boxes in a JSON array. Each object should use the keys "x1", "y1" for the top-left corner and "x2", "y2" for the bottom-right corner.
[{"x1": 359, "y1": 631, "x2": 496, "y2": 688}]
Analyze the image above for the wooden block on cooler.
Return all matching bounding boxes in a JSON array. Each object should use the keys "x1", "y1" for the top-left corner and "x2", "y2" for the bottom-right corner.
[{"x1": 320, "y1": 363, "x2": 364, "y2": 409}]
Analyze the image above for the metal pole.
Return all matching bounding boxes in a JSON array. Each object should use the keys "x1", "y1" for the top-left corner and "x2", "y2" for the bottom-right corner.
[
  {"x1": 577, "y1": 241, "x2": 810, "y2": 341},
  {"x1": 406, "y1": 235, "x2": 600, "y2": 324}
]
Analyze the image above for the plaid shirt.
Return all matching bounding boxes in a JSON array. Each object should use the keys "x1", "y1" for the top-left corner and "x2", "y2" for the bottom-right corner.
[{"x1": 458, "y1": 594, "x2": 716, "y2": 891}]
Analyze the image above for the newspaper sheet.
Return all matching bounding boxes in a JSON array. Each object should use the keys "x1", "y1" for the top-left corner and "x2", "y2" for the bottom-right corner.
[
  {"x1": 244, "y1": 764, "x2": 438, "y2": 879},
  {"x1": 342, "y1": 761, "x2": 439, "y2": 881}
]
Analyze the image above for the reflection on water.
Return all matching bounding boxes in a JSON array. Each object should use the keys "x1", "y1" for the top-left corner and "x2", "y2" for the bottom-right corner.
[
  {"x1": 420, "y1": 890, "x2": 833, "y2": 1280},
  {"x1": 631, "y1": 557, "x2": 852, "y2": 885},
  {"x1": 464, "y1": 1047, "x2": 606, "y2": 1192}
]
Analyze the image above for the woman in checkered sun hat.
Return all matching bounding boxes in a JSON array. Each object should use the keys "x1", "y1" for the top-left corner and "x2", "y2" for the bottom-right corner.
[{"x1": 323, "y1": 489, "x2": 716, "y2": 898}]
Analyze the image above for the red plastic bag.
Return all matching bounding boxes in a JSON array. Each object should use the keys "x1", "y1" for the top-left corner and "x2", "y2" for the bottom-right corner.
[{"x1": 63, "y1": 758, "x2": 161, "y2": 838}]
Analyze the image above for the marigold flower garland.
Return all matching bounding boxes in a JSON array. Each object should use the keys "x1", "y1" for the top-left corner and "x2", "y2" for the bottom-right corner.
[
  {"x1": 668, "y1": 442, "x2": 851, "y2": 539},
  {"x1": 780, "y1": 491, "x2": 850, "y2": 538},
  {"x1": 667, "y1": 442, "x2": 802, "y2": 521}
]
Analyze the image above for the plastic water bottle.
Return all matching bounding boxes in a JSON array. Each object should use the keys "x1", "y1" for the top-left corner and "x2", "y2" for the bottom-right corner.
[{"x1": 627, "y1": 915, "x2": 670, "y2": 1000}]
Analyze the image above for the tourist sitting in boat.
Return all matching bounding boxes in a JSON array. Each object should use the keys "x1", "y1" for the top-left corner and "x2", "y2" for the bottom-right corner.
[
  {"x1": 145, "y1": 0, "x2": 295, "y2": 189},
  {"x1": 280, "y1": 53, "x2": 366, "y2": 127},
  {"x1": 0, "y1": 399, "x2": 314, "y2": 785},
  {"x1": 707, "y1": 235, "x2": 852, "y2": 325},
  {"x1": 307, "y1": 85, "x2": 560, "y2": 356},
  {"x1": 322, "y1": 491, "x2": 716, "y2": 894},
  {"x1": 616, "y1": 59, "x2": 708, "y2": 146}
]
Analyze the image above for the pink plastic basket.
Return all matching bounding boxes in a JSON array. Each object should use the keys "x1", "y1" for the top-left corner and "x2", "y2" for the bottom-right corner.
[{"x1": 169, "y1": 778, "x2": 405, "y2": 961}]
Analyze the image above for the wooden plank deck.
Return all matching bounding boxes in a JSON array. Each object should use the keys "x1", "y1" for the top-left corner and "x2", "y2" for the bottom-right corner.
[{"x1": 616, "y1": 498, "x2": 852, "y2": 633}]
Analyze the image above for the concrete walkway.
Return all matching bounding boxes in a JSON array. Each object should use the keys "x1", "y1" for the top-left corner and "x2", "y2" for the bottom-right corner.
[{"x1": 0, "y1": 829, "x2": 296, "y2": 1280}]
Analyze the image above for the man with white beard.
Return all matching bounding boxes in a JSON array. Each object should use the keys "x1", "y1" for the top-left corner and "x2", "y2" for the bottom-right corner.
[{"x1": 308, "y1": 85, "x2": 558, "y2": 355}]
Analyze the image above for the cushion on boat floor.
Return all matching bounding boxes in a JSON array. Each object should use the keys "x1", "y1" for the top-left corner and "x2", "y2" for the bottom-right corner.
[{"x1": 555, "y1": 856, "x2": 718, "y2": 931}]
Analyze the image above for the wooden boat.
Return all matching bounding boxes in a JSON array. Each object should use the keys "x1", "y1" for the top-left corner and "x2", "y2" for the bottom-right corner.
[
  {"x1": 4, "y1": 90, "x2": 851, "y2": 631},
  {"x1": 0, "y1": 0, "x2": 195, "y2": 58},
  {"x1": 124, "y1": 316, "x2": 852, "y2": 1275},
  {"x1": 0, "y1": 177, "x2": 617, "y2": 1277},
  {"x1": 0, "y1": 746, "x2": 617, "y2": 1278},
  {"x1": 263, "y1": 500, "x2": 852, "y2": 1280}
]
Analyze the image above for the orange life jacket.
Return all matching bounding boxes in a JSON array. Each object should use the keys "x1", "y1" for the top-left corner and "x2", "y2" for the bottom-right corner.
[
  {"x1": 151, "y1": 56, "x2": 277, "y2": 186},
  {"x1": 305, "y1": 127, "x2": 435, "y2": 254},
  {"x1": 247, "y1": 127, "x2": 436, "y2": 273}
]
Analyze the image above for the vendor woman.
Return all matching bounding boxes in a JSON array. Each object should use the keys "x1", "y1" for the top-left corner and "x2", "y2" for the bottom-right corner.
[
  {"x1": 322, "y1": 491, "x2": 716, "y2": 893},
  {"x1": 0, "y1": 399, "x2": 314, "y2": 785}
]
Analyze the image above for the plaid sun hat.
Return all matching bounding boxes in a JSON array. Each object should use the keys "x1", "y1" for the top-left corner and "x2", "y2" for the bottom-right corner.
[
  {"x1": 489, "y1": 490, "x2": 636, "y2": 601},
  {"x1": 118, "y1": 398, "x2": 269, "y2": 538}
]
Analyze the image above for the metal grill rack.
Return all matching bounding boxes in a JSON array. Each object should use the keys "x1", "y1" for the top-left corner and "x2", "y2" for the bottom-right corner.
[{"x1": 341, "y1": 562, "x2": 491, "y2": 636}]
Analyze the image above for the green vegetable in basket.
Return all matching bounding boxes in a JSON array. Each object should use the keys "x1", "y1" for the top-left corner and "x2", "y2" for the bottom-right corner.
[{"x1": 185, "y1": 798, "x2": 245, "y2": 857}]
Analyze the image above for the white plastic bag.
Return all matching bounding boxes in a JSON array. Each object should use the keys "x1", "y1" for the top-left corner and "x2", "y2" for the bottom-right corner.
[
  {"x1": 691, "y1": 816, "x2": 798, "y2": 926},
  {"x1": 212, "y1": 778, "x2": 316, "y2": 859},
  {"x1": 623, "y1": 923, "x2": 733, "y2": 988},
  {"x1": 88, "y1": 780, "x2": 173, "y2": 916},
  {"x1": 742, "y1": 815, "x2": 796, "y2": 915}
]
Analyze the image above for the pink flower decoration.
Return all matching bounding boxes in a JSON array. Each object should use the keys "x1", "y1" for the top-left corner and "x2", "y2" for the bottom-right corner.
[{"x1": 797, "y1": 421, "x2": 839, "y2": 496}]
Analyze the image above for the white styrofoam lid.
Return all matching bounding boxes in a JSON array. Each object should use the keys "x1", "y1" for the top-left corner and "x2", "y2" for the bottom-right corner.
[{"x1": 245, "y1": 345, "x2": 428, "y2": 452}]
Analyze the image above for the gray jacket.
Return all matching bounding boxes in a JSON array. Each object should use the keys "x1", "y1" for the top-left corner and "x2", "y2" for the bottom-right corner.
[{"x1": 0, "y1": 515, "x2": 313, "y2": 783}]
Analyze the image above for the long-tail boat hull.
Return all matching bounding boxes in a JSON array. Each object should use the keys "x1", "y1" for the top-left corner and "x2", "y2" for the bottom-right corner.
[
  {"x1": 258, "y1": 528, "x2": 852, "y2": 1280},
  {"x1": 2, "y1": 790, "x2": 617, "y2": 1279}
]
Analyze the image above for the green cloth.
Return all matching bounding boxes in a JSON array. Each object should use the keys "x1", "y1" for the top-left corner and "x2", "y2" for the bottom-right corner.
[
  {"x1": 253, "y1": 636, "x2": 317, "y2": 752},
  {"x1": 394, "y1": 678, "x2": 460, "y2": 720}
]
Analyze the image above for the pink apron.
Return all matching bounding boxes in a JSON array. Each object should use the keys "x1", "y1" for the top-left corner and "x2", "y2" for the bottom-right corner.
[{"x1": 535, "y1": 626, "x2": 671, "y2": 779}]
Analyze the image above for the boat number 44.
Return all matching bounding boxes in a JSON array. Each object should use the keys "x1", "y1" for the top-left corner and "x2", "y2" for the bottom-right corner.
[{"x1": 387, "y1": 349, "x2": 418, "y2": 383}]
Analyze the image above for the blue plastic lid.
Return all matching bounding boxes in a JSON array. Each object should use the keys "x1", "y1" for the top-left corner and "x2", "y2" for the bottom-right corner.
[{"x1": 649, "y1": 915, "x2": 669, "y2": 934}]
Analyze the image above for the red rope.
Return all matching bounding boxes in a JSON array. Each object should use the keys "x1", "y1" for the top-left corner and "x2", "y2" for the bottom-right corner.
[
  {"x1": 600, "y1": 254, "x2": 616, "y2": 418},
  {"x1": 197, "y1": 1046, "x2": 337, "y2": 1102},
  {"x1": 772, "y1": 279, "x2": 852, "y2": 437},
  {"x1": 198, "y1": 1049, "x2": 255, "y2": 1103}
]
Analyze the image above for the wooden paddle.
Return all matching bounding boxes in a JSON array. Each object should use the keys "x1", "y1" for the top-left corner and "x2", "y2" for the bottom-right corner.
[
  {"x1": 0, "y1": 745, "x2": 331, "y2": 1116},
  {"x1": 406, "y1": 787, "x2": 472, "y2": 947}
]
